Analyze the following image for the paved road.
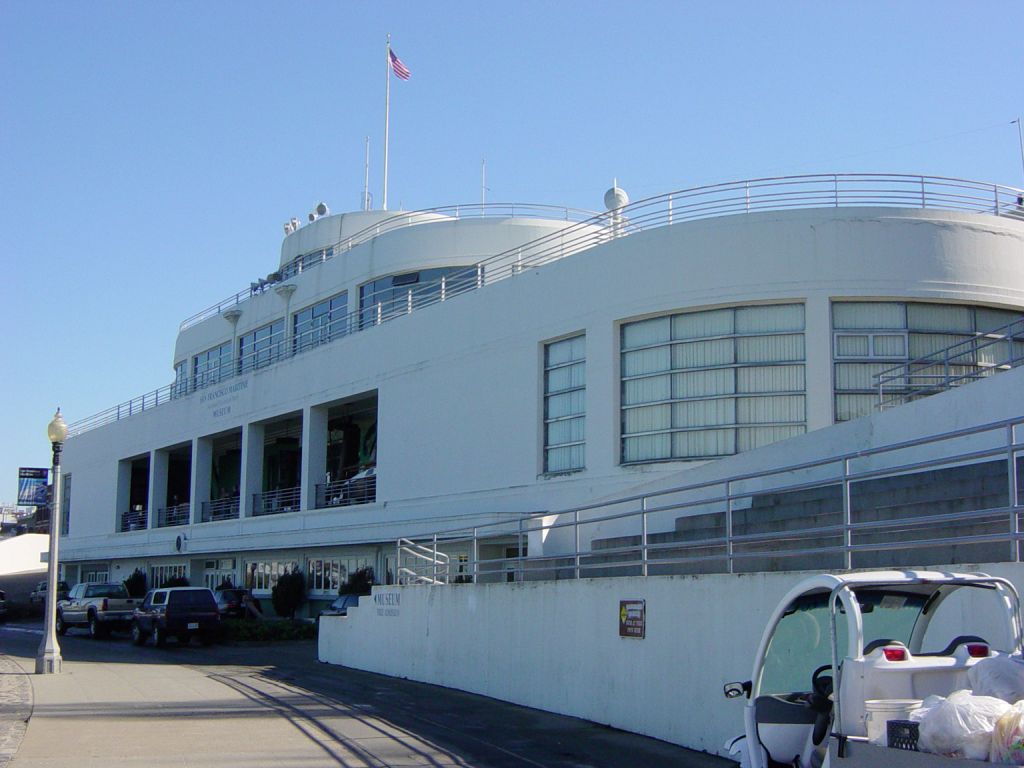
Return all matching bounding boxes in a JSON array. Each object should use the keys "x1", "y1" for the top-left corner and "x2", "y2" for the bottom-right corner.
[{"x1": 0, "y1": 620, "x2": 731, "y2": 768}]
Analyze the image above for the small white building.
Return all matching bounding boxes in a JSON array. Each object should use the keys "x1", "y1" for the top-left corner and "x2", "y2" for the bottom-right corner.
[{"x1": 59, "y1": 175, "x2": 1024, "y2": 609}]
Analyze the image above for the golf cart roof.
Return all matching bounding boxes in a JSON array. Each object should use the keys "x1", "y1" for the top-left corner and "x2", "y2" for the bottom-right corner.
[{"x1": 785, "y1": 569, "x2": 1001, "y2": 598}]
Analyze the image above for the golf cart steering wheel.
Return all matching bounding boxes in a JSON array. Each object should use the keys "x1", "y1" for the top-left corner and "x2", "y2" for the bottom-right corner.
[{"x1": 811, "y1": 664, "x2": 833, "y2": 698}]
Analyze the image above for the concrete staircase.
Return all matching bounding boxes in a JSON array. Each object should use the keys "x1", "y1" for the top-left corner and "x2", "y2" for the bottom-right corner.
[{"x1": 580, "y1": 458, "x2": 1021, "y2": 576}]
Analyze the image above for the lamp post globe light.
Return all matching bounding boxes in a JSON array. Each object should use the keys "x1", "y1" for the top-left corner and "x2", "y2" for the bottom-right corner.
[{"x1": 36, "y1": 408, "x2": 67, "y2": 674}]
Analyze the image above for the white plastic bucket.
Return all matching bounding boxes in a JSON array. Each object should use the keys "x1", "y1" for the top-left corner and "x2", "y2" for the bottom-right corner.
[{"x1": 864, "y1": 699, "x2": 923, "y2": 746}]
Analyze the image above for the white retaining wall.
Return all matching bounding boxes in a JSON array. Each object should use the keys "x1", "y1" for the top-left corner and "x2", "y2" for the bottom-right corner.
[{"x1": 319, "y1": 562, "x2": 1024, "y2": 757}]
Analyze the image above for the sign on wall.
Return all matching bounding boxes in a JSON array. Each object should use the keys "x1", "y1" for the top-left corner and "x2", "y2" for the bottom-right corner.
[
  {"x1": 17, "y1": 467, "x2": 49, "y2": 507},
  {"x1": 374, "y1": 590, "x2": 401, "y2": 617},
  {"x1": 619, "y1": 599, "x2": 646, "y2": 639}
]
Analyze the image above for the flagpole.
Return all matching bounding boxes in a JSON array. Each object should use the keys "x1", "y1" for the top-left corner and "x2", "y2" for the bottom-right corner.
[
  {"x1": 383, "y1": 34, "x2": 391, "y2": 211},
  {"x1": 1015, "y1": 117, "x2": 1024, "y2": 183}
]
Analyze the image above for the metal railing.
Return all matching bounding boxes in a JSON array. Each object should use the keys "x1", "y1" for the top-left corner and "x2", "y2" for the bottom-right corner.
[
  {"x1": 201, "y1": 497, "x2": 240, "y2": 523},
  {"x1": 69, "y1": 174, "x2": 1024, "y2": 438},
  {"x1": 119, "y1": 507, "x2": 147, "y2": 532},
  {"x1": 179, "y1": 203, "x2": 598, "y2": 331},
  {"x1": 397, "y1": 538, "x2": 450, "y2": 585},
  {"x1": 316, "y1": 472, "x2": 377, "y2": 508},
  {"x1": 396, "y1": 416, "x2": 1024, "y2": 584},
  {"x1": 253, "y1": 487, "x2": 302, "y2": 516},
  {"x1": 157, "y1": 503, "x2": 190, "y2": 528},
  {"x1": 877, "y1": 317, "x2": 1024, "y2": 408}
]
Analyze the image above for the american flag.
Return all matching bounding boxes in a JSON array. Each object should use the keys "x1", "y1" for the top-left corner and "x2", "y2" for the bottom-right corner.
[{"x1": 389, "y1": 49, "x2": 411, "y2": 80}]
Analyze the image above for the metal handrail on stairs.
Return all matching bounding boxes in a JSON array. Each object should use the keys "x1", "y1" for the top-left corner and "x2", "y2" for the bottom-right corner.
[{"x1": 397, "y1": 537, "x2": 451, "y2": 585}]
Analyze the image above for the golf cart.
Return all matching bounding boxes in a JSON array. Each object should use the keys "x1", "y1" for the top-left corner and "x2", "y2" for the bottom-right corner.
[{"x1": 723, "y1": 570, "x2": 1023, "y2": 767}]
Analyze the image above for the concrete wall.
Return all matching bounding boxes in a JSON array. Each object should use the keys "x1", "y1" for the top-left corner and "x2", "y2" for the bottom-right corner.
[{"x1": 319, "y1": 562, "x2": 1024, "y2": 757}]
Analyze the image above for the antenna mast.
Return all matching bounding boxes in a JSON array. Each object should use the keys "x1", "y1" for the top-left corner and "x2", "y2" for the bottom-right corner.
[{"x1": 363, "y1": 136, "x2": 371, "y2": 211}]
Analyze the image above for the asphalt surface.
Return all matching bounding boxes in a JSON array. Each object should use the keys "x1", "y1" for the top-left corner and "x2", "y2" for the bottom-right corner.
[{"x1": 0, "y1": 619, "x2": 732, "y2": 768}]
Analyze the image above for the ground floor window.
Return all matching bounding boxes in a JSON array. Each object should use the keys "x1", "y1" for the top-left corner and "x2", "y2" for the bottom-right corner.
[
  {"x1": 307, "y1": 556, "x2": 373, "y2": 594},
  {"x1": 150, "y1": 563, "x2": 187, "y2": 587},
  {"x1": 82, "y1": 568, "x2": 109, "y2": 584},
  {"x1": 245, "y1": 560, "x2": 299, "y2": 593},
  {"x1": 203, "y1": 558, "x2": 237, "y2": 589}
]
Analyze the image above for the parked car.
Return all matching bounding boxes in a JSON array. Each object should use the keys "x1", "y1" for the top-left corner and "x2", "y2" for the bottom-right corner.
[
  {"x1": 56, "y1": 582, "x2": 139, "y2": 638},
  {"x1": 0, "y1": 589, "x2": 7, "y2": 621},
  {"x1": 131, "y1": 587, "x2": 221, "y2": 647},
  {"x1": 213, "y1": 587, "x2": 262, "y2": 619},
  {"x1": 29, "y1": 580, "x2": 70, "y2": 608},
  {"x1": 319, "y1": 594, "x2": 359, "y2": 617}
]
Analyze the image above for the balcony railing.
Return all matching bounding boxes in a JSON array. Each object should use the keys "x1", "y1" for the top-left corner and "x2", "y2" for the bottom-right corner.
[
  {"x1": 201, "y1": 497, "x2": 240, "y2": 522},
  {"x1": 253, "y1": 487, "x2": 302, "y2": 516},
  {"x1": 69, "y1": 175, "x2": 1024, "y2": 439},
  {"x1": 317, "y1": 470, "x2": 377, "y2": 508},
  {"x1": 157, "y1": 503, "x2": 191, "y2": 528},
  {"x1": 119, "y1": 507, "x2": 147, "y2": 532}
]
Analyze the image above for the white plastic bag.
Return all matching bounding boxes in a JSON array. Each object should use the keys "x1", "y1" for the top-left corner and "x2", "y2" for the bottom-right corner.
[
  {"x1": 913, "y1": 689, "x2": 1010, "y2": 759},
  {"x1": 969, "y1": 655, "x2": 1024, "y2": 703},
  {"x1": 991, "y1": 701, "x2": 1024, "y2": 765}
]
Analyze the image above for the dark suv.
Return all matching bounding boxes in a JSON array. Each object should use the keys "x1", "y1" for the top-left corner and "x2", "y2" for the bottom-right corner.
[
  {"x1": 213, "y1": 587, "x2": 261, "y2": 619},
  {"x1": 131, "y1": 587, "x2": 220, "y2": 647}
]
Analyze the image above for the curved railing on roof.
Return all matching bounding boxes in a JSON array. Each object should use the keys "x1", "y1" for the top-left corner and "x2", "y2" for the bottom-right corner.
[
  {"x1": 70, "y1": 174, "x2": 1024, "y2": 437},
  {"x1": 179, "y1": 203, "x2": 600, "y2": 332}
]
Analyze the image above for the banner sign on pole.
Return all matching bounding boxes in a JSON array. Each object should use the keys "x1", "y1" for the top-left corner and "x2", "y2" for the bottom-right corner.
[{"x1": 18, "y1": 467, "x2": 49, "y2": 507}]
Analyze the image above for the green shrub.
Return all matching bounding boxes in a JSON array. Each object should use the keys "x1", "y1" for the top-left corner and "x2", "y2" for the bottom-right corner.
[
  {"x1": 220, "y1": 618, "x2": 316, "y2": 643},
  {"x1": 161, "y1": 575, "x2": 190, "y2": 588},
  {"x1": 124, "y1": 568, "x2": 147, "y2": 597},
  {"x1": 340, "y1": 566, "x2": 374, "y2": 596},
  {"x1": 271, "y1": 569, "x2": 306, "y2": 619}
]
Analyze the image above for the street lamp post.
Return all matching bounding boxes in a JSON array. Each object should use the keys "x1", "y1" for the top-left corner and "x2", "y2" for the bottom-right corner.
[{"x1": 35, "y1": 408, "x2": 67, "y2": 674}]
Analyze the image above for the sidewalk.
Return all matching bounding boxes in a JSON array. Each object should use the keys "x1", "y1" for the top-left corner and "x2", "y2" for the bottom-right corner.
[
  {"x1": 0, "y1": 633, "x2": 730, "y2": 768},
  {"x1": 1, "y1": 652, "x2": 472, "y2": 767},
  {"x1": 0, "y1": 655, "x2": 31, "y2": 768}
]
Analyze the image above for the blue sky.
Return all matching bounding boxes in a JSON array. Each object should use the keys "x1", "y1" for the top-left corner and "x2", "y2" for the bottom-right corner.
[{"x1": 1, "y1": 1, "x2": 1022, "y2": 505}]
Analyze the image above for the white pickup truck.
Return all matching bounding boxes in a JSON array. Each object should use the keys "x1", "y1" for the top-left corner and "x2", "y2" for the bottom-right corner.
[
  {"x1": 723, "y1": 569, "x2": 1023, "y2": 767},
  {"x1": 56, "y1": 582, "x2": 141, "y2": 638}
]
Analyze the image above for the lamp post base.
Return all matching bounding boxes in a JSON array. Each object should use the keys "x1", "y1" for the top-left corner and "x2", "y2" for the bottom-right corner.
[{"x1": 35, "y1": 652, "x2": 62, "y2": 674}]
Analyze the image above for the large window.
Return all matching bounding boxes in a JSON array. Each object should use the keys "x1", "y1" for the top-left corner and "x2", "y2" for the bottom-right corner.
[
  {"x1": 245, "y1": 560, "x2": 299, "y2": 593},
  {"x1": 192, "y1": 342, "x2": 231, "y2": 390},
  {"x1": 620, "y1": 304, "x2": 806, "y2": 463},
  {"x1": 294, "y1": 291, "x2": 348, "y2": 353},
  {"x1": 149, "y1": 563, "x2": 187, "y2": 588},
  {"x1": 544, "y1": 334, "x2": 585, "y2": 473},
  {"x1": 238, "y1": 320, "x2": 285, "y2": 374},
  {"x1": 832, "y1": 302, "x2": 1024, "y2": 421},
  {"x1": 359, "y1": 266, "x2": 479, "y2": 328}
]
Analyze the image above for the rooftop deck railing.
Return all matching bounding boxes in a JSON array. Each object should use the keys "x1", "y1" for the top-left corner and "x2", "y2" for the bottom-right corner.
[
  {"x1": 876, "y1": 317, "x2": 1024, "y2": 408},
  {"x1": 396, "y1": 415, "x2": 1024, "y2": 584},
  {"x1": 179, "y1": 203, "x2": 598, "y2": 332},
  {"x1": 69, "y1": 174, "x2": 1024, "y2": 438}
]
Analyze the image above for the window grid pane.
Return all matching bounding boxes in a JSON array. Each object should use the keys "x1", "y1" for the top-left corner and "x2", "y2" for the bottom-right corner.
[
  {"x1": 620, "y1": 304, "x2": 806, "y2": 462},
  {"x1": 830, "y1": 301, "x2": 1021, "y2": 423},
  {"x1": 544, "y1": 334, "x2": 585, "y2": 472}
]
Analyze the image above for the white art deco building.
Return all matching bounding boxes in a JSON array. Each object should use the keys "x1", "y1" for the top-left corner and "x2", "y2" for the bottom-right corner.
[{"x1": 58, "y1": 175, "x2": 1024, "y2": 609}]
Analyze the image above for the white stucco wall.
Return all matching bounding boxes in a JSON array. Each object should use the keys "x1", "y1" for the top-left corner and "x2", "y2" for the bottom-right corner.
[
  {"x1": 62, "y1": 207, "x2": 1024, "y2": 565},
  {"x1": 319, "y1": 562, "x2": 1024, "y2": 757}
]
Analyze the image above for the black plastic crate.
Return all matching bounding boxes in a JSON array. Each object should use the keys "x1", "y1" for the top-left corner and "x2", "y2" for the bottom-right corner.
[{"x1": 887, "y1": 719, "x2": 919, "y2": 751}]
